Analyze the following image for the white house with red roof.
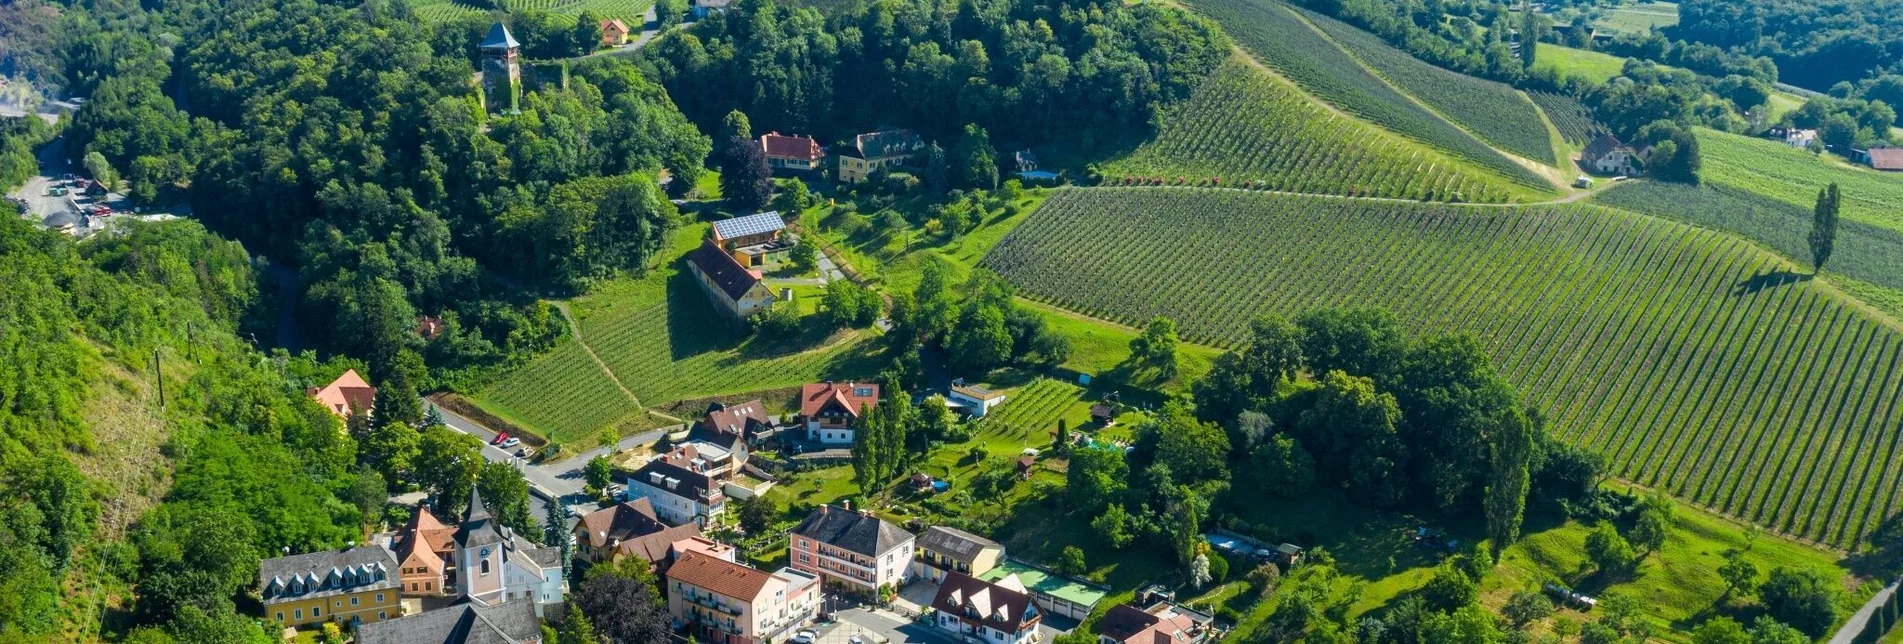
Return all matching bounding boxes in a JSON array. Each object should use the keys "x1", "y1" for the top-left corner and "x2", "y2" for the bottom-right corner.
[
  {"x1": 760, "y1": 132, "x2": 825, "y2": 173},
  {"x1": 798, "y1": 382, "x2": 878, "y2": 444}
]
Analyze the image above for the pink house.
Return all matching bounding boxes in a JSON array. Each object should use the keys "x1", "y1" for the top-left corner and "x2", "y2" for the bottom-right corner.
[
  {"x1": 789, "y1": 505, "x2": 914, "y2": 596},
  {"x1": 308, "y1": 369, "x2": 376, "y2": 418},
  {"x1": 666, "y1": 552, "x2": 820, "y2": 644}
]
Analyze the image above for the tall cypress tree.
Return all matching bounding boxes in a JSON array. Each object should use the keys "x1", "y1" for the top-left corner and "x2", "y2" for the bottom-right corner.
[
  {"x1": 1485, "y1": 408, "x2": 1533, "y2": 552},
  {"x1": 1808, "y1": 183, "x2": 1841, "y2": 272}
]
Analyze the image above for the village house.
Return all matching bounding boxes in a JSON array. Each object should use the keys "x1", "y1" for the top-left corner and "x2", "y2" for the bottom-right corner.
[
  {"x1": 1580, "y1": 133, "x2": 1640, "y2": 176},
  {"x1": 692, "y1": 0, "x2": 731, "y2": 18},
  {"x1": 696, "y1": 399, "x2": 779, "y2": 448},
  {"x1": 929, "y1": 571, "x2": 1043, "y2": 644},
  {"x1": 789, "y1": 504, "x2": 915, "y2": 595},
  {"x1": 599, "y1": 19, "x2": 631, "y2": 46},
  {"x1": 912, "y1": 525, "x2": 1005, "y2": 583},
  {"x1": 308, "y1": 369, "x2": 375, "y2": 418},
  {"x1": 687, "y1": 238, "x2": 777, "y2": 325},
  {"x1": 837, "y1": 129, "x2": 926, "y2": 183},
  {"x1": 798, "y1": 381, "x2": 878, "y2": 444},
  {"x1": 761, "y1": 132, "x2": 826, "y2": 174},
  {"x1": 356, "y1": 601, "x2": 543, "y2": 644},
  {"x1": 666, "y1": 551, "x2": 821, "y2": 644},
  {"x1": 454, "y1": 487, "x2": 566, "y2": 616},
  {"x1": 711, "y1": 212, "x2": 793, "y2": 268},
  {"x1": 1768, "y1": 126, "x2": 1818, "y2": 150},
  {"x1": 623, "y1": 446, "x2": 730, "y2": 527},
  {"x1": 258, "y1": 544, "x2": 402, "y2": 629},
  {"x1": 948, "y1": 378, "x2": 1008, "y2": 418},
  {"x1": 393, "y1": 505, "x2": 457, "y2": 597},
  {"x1": 573, "y1": 498, "x2": 675, "y2": 563},
  {"x1": 1093, "y1": 587, "x2": 1215, "y2": 644}
]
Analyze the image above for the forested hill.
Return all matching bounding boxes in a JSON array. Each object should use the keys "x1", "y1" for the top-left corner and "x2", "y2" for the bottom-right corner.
[
  {"x1": 1673, "y1": 0, "x2": 1903, "y2": 92},
  {"x1": 1, "y1": 216, "x2": 384, "y2": 642},
  {"x1": 56, "y1": 0, "x2": 709, "y2": 395}
]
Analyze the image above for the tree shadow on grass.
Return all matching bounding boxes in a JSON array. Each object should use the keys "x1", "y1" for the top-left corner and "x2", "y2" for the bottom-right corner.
[
  {"x1": 1731, "y1": 270, "x2": 1812, "y2": 297},
  {"x1": 1845, "y1": 512, "x2": 1903, "y2": 580}
]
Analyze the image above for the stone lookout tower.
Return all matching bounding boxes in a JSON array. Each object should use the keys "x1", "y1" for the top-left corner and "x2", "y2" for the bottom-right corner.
[{"x1": 479, "y1": 22, "x2": 521, "y2": 114}]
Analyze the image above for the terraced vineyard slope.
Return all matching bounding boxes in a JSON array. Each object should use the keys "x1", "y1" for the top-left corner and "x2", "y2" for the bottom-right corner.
[
  {"x1": 1700, "y1": 127, "x2": 1903, "y2": 234},
  {"x1": 1187, "y1": 0, "x2": 1551, "y2": 190},
  {"x1": 984, "y1": 187, "x2": 1903, "y2": 548},
  {"x1": 1295, "y1": 6, "x2": 1558, "y2": 165},
  {"x1": 1529, "y1": 91, "x2": 1605, "y2": 147},
  {"x1": 1104, "y1": 58, "x2": 1541, "y2": 203}
]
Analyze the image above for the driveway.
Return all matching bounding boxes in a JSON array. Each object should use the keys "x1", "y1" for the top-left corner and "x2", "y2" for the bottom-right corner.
[
  {"x1": 427, "y1": 400, "x2": 676, "y2": 505},
  {"x1": 827, "y1": 607, "x2": 957, "y2": 644},
  {"x1": 1830, "y1": 575, "x2": 1901, "y2": 644}
]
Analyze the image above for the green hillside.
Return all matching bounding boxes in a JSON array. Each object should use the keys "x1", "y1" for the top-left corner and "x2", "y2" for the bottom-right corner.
[
  {"x1": 1528, "y1": 90, "x2": 1605, "y2": 147},
  {"x1": 411, "y1": 0, "x2": 651, "y2": 23},
  {"x1": 472, "y1": 224, "x2": 883, "y2": 443},
  {"x1": 984, "y1": 187, "x2": 1903, "y2": 549},
  {"x1": 1186, "y1": 0, "x2": 1552, "y2": 190},
  {"x1": 1102, "y1": 58, "x2": 1543, "y2": 203},
  {"x1": 1294, "y1": 6, "x2": 1559, "y2": 166},
  {"x1": 1700, "y1": 127, "x2": 1903, "y2": 234}
]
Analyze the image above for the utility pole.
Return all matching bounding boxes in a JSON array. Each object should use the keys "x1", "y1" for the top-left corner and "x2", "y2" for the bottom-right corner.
[{"x1": 153, "y1": 347, "x2": 165, "y2": 411}]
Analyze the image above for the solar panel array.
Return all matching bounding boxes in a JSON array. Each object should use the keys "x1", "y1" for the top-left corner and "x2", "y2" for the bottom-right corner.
[{"x1": 713, "y1": 212, "x2": 785, "y2": 240}]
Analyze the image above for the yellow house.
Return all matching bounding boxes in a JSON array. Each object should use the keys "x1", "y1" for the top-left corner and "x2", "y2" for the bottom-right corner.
[
  {"x1": 259, "y1": 544, "x2": 405, "y2": 629},
  {"x1": 836, "y1": 130, "x2": 925, "y2": 183}
]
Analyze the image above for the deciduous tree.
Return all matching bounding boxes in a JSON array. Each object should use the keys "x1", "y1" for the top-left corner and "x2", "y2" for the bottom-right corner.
[{"x1": 1809, "y1": 183, "x2": 1840, "y2": 272}]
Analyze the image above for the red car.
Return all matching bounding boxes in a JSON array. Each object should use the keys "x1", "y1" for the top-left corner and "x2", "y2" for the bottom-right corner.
[{"x1": 490, "y1": 431, "x2": 510, "y2": 445}]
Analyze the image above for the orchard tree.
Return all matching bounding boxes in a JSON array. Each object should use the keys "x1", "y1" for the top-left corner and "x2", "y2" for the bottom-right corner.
[
  {"x1": 1129, "y1": 317, "x2": 1180, "y2": 379},
  {"x1": 1631, "y1": 492, "x2": 1676, "y2": 554}
]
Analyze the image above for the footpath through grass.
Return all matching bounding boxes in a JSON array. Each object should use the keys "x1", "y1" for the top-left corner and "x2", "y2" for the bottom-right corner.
[{"x1": 984, "y1": 186, "x2": 1903, "y2": 550}]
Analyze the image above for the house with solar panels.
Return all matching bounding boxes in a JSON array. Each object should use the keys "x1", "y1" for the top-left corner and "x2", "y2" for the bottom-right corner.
[{"x1": 710, "y1": 211, "x2": 793, "y2": 268}]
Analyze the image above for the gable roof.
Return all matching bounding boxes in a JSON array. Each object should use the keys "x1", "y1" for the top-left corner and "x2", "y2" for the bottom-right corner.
[
  {"x1": 918, "y1": 525, "x2": 1001, "y2": 565},
  {"x1": 761, "y1": 133, "x2": 825, "y2": 162},
  {"x1": 600, "y1": 18, "x2": 630, "y2": 33},
  {"x1": 614, "y1": 523, "x2": 706, "y2": 562},
  {"x1": 576, "y1": 499, "x2": 669, "y2": 549},
  {"x1": 667, "y1": 551, "x2": 774, "y2": 600},
  {"x1": 791, "y1": 505, "x2": 914, "y2": 557},
  {"x1": 631, "y1": 450, "x2": 719, "y2": 503},
  {"x1": 309, "y1": 369, "x2": 376, "y2": 416},
  {"x1": 850, "y1": 130, "x2": 925, "y2": 160},
  {"x1": 1095, "y1": 604, "x2": 1200, "y2": 644},
  {"x1": 258, "y1": 545, "x2": 400, "y2": 604},
  {"x1": 1868, "y1": 147, "x2": 1903, "y2": 170},
  {"x1": 799, "y1": 382, "x2": 879, "y2": 418},
  {"x1": 933, "y1": 571, "x2": 1040, "y2": 633},
  {"x1": 481, "y1": 23, "x2": 520, "y2": 50},
  {"x1": 687, "y1": 239, "x2": 764, "y2": 302},
  {"x1": 1581, "y1": 133, "x2": 1629, "y2": 163},
  {"x1": 700, "y1": 399, "x2": 771, "y2": 437},
  {"x1": 711, "y1": 212, "x2": 786, "y2": 242},
  {"x1": 356, "y1": 599, "x2": 540, "y2": 644}
]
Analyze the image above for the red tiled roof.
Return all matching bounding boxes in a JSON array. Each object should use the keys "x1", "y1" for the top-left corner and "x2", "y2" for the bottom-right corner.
[
  {"x1": 667, "y1": 551, "x2": 772, "y2": 600},
  {"x1": 761, "y1": 133, "x2": 824, "y2": 162},
  {"x1": 800, "y1": 382, "x2": 878, "y2": 418},
  {"x1": 1868, "y1": 148, "x2": 1903, "y2": 171}
]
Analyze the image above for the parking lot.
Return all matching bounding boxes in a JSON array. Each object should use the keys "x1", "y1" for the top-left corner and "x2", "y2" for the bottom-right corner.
[{"x1": 817, "y1": 607, "x2": 958, "y2": 644}]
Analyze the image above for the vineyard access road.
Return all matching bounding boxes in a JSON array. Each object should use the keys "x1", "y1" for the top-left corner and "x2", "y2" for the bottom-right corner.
[{"x1": 428, "y1": 400, "x2": 678, "y2": 506}]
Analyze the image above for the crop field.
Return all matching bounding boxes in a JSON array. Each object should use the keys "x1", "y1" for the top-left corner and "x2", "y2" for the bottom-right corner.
[
  {"x1": 1528, "y1": 90, "x2": 1604, "y2": 146},
  {"x1": 983, "y1": 187, "x2": 1903, "y2": 548},
  {"x1": 1187, "y1": 0, "x2": 1551, "y2": 190},
  {"x1": 1104, "y1": 59, "x2": 1537, "y2": 203},
  {"x1": 474, "y1": 225, "x2": 883, "y2": 442},
  {"x1": 1699, "y1": 127, "x2": 1903, "y2": 234},
  {"x1": 1594, "y1": 180, "x2": 1903, "y2": 293},
  {"x1": 411, "y1": 0, "x2": 651, "y2": 23},
  {"x1": 1296, "y1": 7, "x2": 1558, "y2": 165}
]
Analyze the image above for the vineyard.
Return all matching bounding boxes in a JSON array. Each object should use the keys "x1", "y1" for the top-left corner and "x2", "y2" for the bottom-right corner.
[
  {"x1": 984, "y1": 187, "x2": 1903, "y2": 548},
  {"x1": 976, "y1": 379, "x2": 1093, "y2": 441},
  {"x1": 1528, "y1": 90, "x2": 1605, "y2": 147},
  {"x1": 473, "y1": 225, "x2": 883, "y2": 443},
  {"x1": 1186, "y1": 0, "x2": 1551, "y2": 190},
  {"x1": 1295, "y1": 7, "x2": 1559, "y2": 166},
  {"x1": 410, "y1": 0, "x2": 651, "y2": 23},
  {"x1": 1594, "y1": 180, "x2": 1903, "y2": 293},
  {"x1": 1699, "y1": 127, "x2": 1903, "y2": 235},
  {"x1": 1103, "y1": 59, "x2": 1538, "y2": 203}
]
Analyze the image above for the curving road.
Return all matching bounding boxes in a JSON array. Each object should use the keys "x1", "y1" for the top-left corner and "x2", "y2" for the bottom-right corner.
[{"x1": 426, "y1": 400, "x2": 676, "y2": 504}]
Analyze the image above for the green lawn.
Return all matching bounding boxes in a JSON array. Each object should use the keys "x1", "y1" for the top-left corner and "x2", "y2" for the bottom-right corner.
[
  {"x1": 472, "y1": 222, "x2": 884, "y2": 443},
  {"x1": 1698, "y1": 127, "x2": 1903, "y2": 235},
  {"x1": 1594, "y1": 1, "x2": 1678, "y2": 35},
  {"x1": 1535, "y1": 43, "x2": 1632, "y2": 84}
]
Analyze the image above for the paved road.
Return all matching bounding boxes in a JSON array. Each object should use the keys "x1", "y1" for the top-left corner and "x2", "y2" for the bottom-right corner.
[
  {"x1": 427, "y1": 401, "x2": 677, "y2": 503},
  {"x1": 1830, "y1": 576, "x2": 1901, "y2": 644},
  {"x1": 828, "y1": 607, "x2": 956, "y2": 644}
]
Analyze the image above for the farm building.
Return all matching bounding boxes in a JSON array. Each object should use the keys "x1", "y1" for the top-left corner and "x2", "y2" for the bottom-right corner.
[
  {"x1": 837, "y1": 129, "x2": 926, "y2": 183},
  {"x1": 711, "y1": 212, "x2": 792, "y2": 267},
  {"x1": 686, "y1": 239, "x2": 776, "y2": 325},
  {"x1": 1867, "y1": 147, "x2": 1903, "y2": 171},
  {"x1": 599, "y1": 19, "x2": 631, "y2": 46},
  {"x1": 761, "y1": 133, "x2": 826, "y2": 173},
  {"x1": 1580, "y1": 133, "x2": 1639, "y2": 175}
]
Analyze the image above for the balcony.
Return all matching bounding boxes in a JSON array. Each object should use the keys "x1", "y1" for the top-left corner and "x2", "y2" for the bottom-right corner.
[{"x1": 684, "y1": 593, "x2": 743, "y2": 616}]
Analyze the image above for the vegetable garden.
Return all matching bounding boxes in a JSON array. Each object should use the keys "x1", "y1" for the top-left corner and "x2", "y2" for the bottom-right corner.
[
  {"x1": 1186, "y1": 0, "x2": 1551, "y2": 190},
  {"x1": 1699, "y1": 127, "x2": 1903, "y2": 235},
  {"x1": 1529, "y1": 90, "x2": 1605, "y2": 147},
  {"x1": 1296, "y1": 6, "x2": 1559, "y2": 166},
  {"x1": 984, "y1": 187, "x2": 1903, "y2": 548},
  {"x1": 1104, "y1": 59, "x2": 1537, "y2": 203}
]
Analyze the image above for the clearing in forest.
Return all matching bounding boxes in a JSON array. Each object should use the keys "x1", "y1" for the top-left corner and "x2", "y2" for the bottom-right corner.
[{"x1": 983, "y1": 186, "x2": 1903, "y2": 549}]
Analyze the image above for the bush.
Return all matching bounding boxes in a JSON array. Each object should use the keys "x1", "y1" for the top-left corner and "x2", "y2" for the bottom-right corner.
[
  {"x1": 1758, "y1": 567, "x2": 1838, "y2": 637},
  {"x1": 1207, "y1": 552, "x2": 1230, "y2": 584},
  {"x1": 1247, "y1": 563, "x2": 1282, "y2": 596}
]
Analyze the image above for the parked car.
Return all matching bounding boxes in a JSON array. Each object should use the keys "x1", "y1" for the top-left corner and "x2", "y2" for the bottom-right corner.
[
  {"x1": 501, "y1": 437, "x2": 521, "y2": 448},
  {"x1": 491, "y1": 431, "x2": 510, "y2": 445},
  {"x1": 793, "y1": 630, "x2": 817, "y2": 644}
]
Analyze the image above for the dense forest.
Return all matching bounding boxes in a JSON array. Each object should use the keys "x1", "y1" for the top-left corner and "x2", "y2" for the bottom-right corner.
[
  {"x1": 1672, "y1": 0, "x2": 1903, "y2": 93},
  {"x1": 637, "y1": 0, "x2": 1231, "y2": 150}
]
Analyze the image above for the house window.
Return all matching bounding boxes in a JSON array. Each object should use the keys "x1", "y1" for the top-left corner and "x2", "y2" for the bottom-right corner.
[
  {"x1": 294, "y1": 609, "x2": 303, "y2": 620},
  {"x1": 351, "y1": 597, "x2": 359, "y2": 606},
  {"x1": 481, "y1": 559, "x2": 491, "y2": 576},
  {"x1": 276, "y1": 612, "x2": 284, "y2": 622},
  {"x1": 313, "y1": 607, "x2": 321, "y2": 618},
  {"x1": 378, "y1": 611, "x2": 387, "y2": 620},
  {"x1": 376, "y1": 593, "x2": 385, "y2": 603}
]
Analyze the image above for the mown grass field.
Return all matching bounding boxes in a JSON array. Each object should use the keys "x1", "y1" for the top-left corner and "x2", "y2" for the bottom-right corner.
[
  {"x1": 1296, "y1": 7, "x2": 1558, "y2": 165},
  {"x1": 1534, "y1": 43, "x2": 1631, "y2": 84},
  {"x1": 1595, "y1": 1, "x2": 1679, "y2": 35},
  {"x1": 1104, "y1": 58, "x2": 1540, "y2": 203},
  {"x1": 1699, "y1": 127, "x2": 1903, "y2": 234},
  {"x1": 411, "y1": 0, "x2": 651, "y2": 23},
  {"x1": 1186, "y1": 0, "x2": 1552, "y2": 190},
  {"x1": 984, "y1": 187, "x2": 1903, "y2": 549},
  {"x1": 473, "y1": 223, "x2": 883, "y2": 443}
]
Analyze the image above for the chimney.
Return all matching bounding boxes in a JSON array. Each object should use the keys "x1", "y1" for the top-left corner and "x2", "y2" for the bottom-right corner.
[{"x1": 842, "y1": 499, "x2": 851, "y2": 512}]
